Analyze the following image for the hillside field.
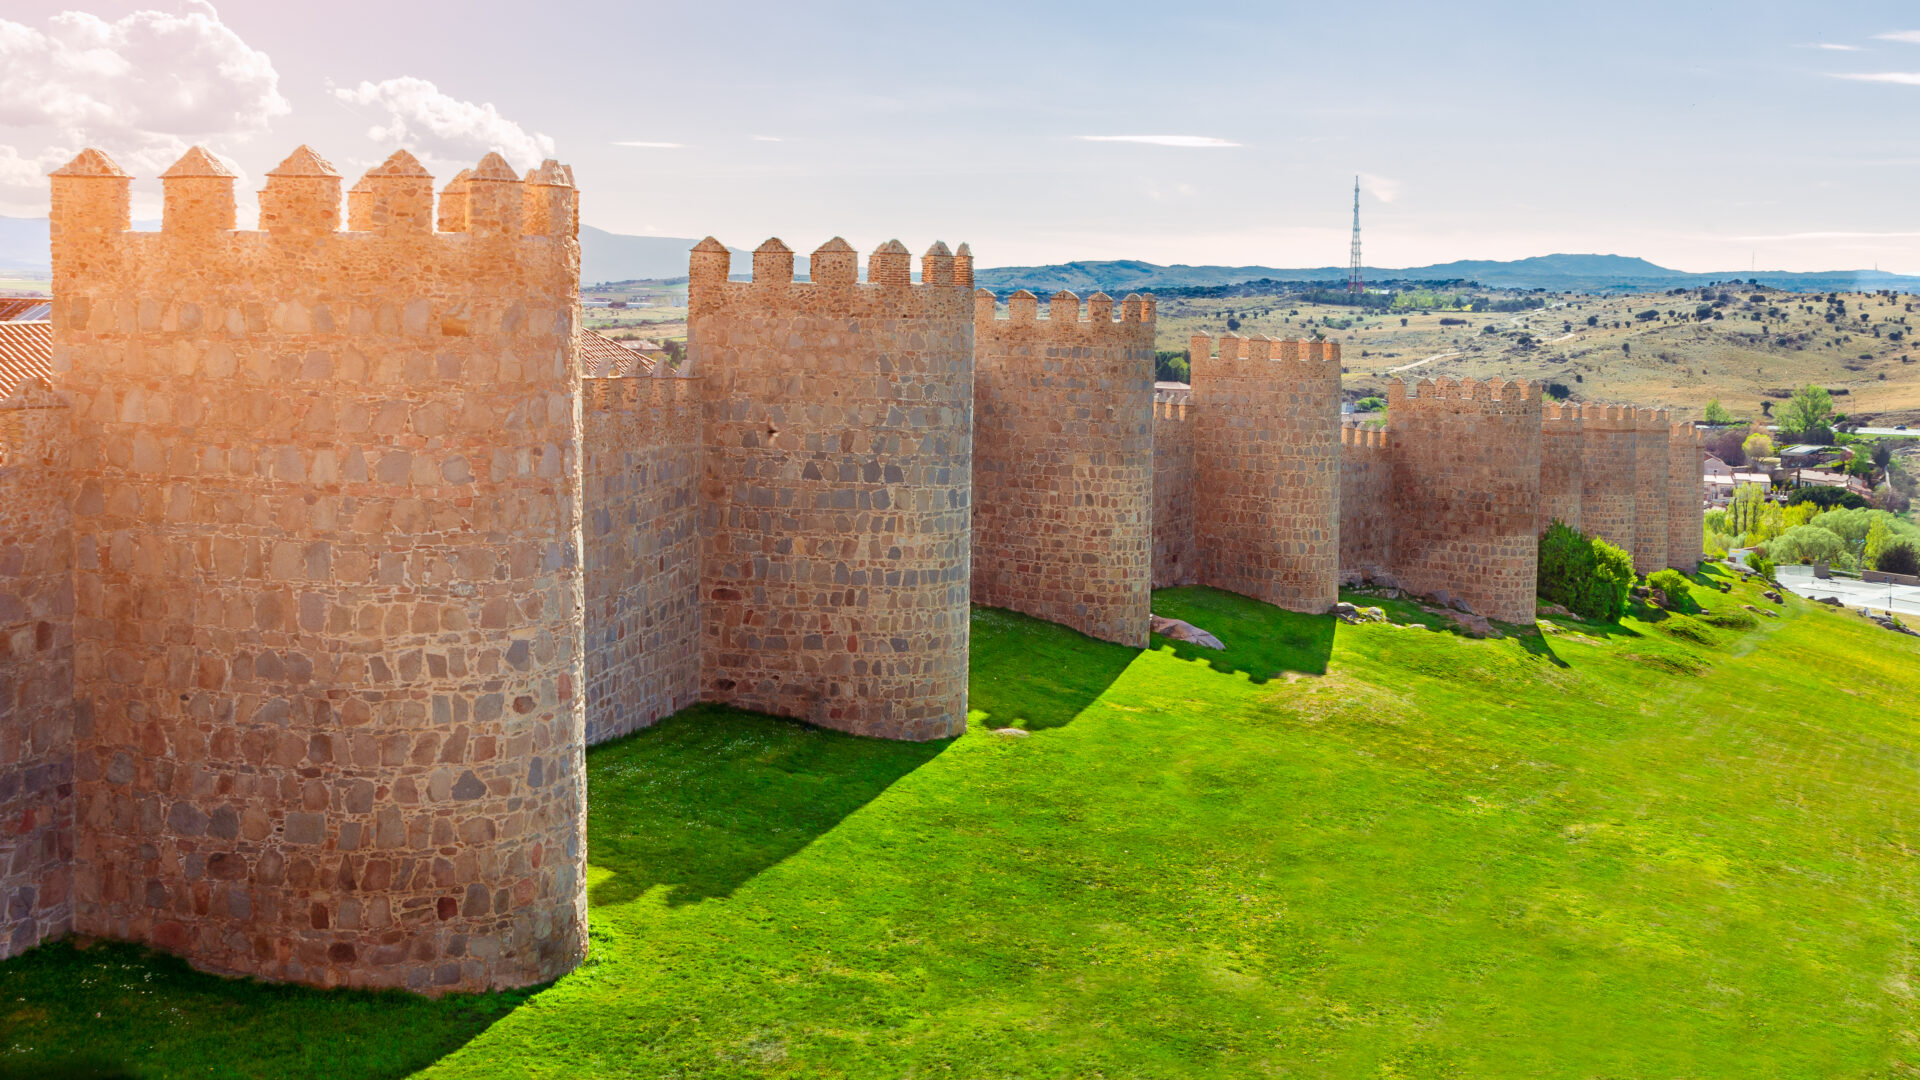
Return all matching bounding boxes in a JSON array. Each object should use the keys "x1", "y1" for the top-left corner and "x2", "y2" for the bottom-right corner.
[
  {"x1": 1152, "y1": 288, "x2": 1920, "y2": 426},
  {"x1": 4, "y1": 569, "x2": 1919, "y2": 1078}
]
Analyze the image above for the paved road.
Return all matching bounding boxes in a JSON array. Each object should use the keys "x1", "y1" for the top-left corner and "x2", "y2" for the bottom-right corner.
[
  {"x1": 1764, "y1": 424, "x2": 1914, "y2": 436},
  {"x1": 1775, "y1": 564, "x2": 1920, "y2": 618}
]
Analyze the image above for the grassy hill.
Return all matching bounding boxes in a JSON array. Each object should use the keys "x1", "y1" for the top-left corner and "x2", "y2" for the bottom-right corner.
[{"x1": 4, "y1": 569, "x2": 1919, "y2": 1077}]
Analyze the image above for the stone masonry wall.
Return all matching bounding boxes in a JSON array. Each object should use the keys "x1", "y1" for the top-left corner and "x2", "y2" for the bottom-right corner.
[
  {"x1": 690, "y1": 237, "x2": 973, "y2": 741},
  {"x1": 1338, "y1": 425, "x2": 1390, "y2": 583},
  {"x1": 1189, "y1": 333, "x2": 1341, "y2": 614},
  {"x1": 1579, "y1": 404, "x2": 1639, "y2": 560},
  {"x1": 1386, "y1": 377, "x2": 1542, "y2": 623},
  {"x1": 1668, "y1": 418, "x2": 1703, "y2": 570},
  {"x1": 971, "y1": 289, "x2": 1154, "y2": 646},
  {"x1": 1539, "y1": 403, "x2": 1584, "y2": 534},
  {"x1": 0, "y1": 378, "x2": 75, "y2": 958},
  {"x1": 582, "y1": 374, "x2": 701, "y2": 744},
  {"x1": 51, "y1": 146, "x2": 587, "y2": 993},
  {"x1": 1151, "y1": 395, "x2": 1196, "y2": 588},
  {"x1": 1632, "y1": 408, "x2": 1671, "y2": 576}
]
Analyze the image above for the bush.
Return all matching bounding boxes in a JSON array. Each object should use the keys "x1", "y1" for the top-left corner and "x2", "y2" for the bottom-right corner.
[
  {"x1": 1538, "y1": 521, "x2": 1635, "y2": 621},
  {"x1": 1648, "y1": 569, "x2": 1693, "y2": 607},
  {"x1": 1749, "y1": 555, "x2": 1775, "y2": 581},
  {"x1": 1879, "y1": 541, "x2": 1920, "y2": 577}
]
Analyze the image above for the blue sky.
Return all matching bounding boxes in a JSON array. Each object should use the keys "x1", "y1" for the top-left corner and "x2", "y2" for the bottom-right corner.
[{"x1": 3, "y1": 1, "x2": 1919, "y2": 271}]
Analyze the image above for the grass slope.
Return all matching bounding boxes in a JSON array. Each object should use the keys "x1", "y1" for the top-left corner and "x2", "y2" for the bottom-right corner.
[{"x1": 5, "y1": 567, "x2": 1920, "y2": 1078}]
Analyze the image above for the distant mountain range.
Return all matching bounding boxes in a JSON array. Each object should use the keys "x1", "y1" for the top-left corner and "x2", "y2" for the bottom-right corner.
[
  {"x1": 3, "y1": 217, "x2": 1914, "y2": 294},
  {"x1": 971, "y1": 253, "x2": 1920, "y2": 295}
]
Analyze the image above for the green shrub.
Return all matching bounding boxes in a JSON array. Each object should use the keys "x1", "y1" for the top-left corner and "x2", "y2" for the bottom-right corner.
[
  {"x1": 1786, "y1": 486, "x2": 1868, "y2": 511},
  {"x1": 1879, "y1": 541, "x2": 1920, "y2": 577},
  {"x1": 1749, "y1": 555, "x2": 1775, "y2": 581},
  {"x1": 1647, "y1": 569, "x2": 1693, "y2": 607},
  {"x1": 1538, "y1": 520, "x2": 1635, "y2": 621}
]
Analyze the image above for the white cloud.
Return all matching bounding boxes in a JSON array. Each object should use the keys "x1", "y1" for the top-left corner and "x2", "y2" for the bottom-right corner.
[
  {"x1": 333, "y1": 76, "x2": 554, "y2": 170},
  {"x1": 613, "y1": 141, "x2": 685, "y2": 149},
  {"x1": 1076, "y1": 135, "x2": 1242, "y2": 148},
  {"x1": 1358, "y1": 172, "x2": 1402, "y2": 203},
  {"x1": 1806, "y1": 42, "x2": 1864, "y2": 51},
  {"x1": 1831, "y1": 71, "x2": 1920, "y2": 85},
  {"x1": 1875, "y1": 30, "x2": 1920, "y2": 44},
  {"x1": 1733, "y1": 230, "x2": 1920, "y2": 241},
  {"x1": 751, "y1": 135, "x2": 783, "y2": 143},
  {"x1": 0, "y1": 2, "x2": 286, "y2": 161}
]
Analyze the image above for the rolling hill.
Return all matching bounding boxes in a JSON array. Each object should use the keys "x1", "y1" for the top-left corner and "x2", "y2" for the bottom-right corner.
[{"x1": 4, "y1": 217, "x2": 1913, "y2": 294}]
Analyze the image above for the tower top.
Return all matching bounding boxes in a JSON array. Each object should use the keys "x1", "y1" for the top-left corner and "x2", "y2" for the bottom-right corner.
[{"x1": 1348, "y1": 176, "x2": 1364, "y2": 295}]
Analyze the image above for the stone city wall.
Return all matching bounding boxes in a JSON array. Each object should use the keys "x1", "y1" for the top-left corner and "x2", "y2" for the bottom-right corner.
[
  {"x1": 1667, "y1": 418, "x2": 1704, "y2": 571},
  {"x1": 1632, "y1": 408, "x2": 1672, "y2": 576},
  {"x1": 50, "y1": 146, "x2": 587, "y2": 993},
  {"x1": 1188, "y1": 333, "x2": 1341, "y2": 614},
  {"x1": 971, "y1": 289, "x2": 1155, "y2": 646},
  {"x1": 1337, "y1": 425, "x2": 1390, "y2": 583},
  {"x1": 0, "y1": 379, "x2": 75, "y2": 959},
  {"x1": 1539, "y1": 403, "x2": 1585, "y2": 534},
  {"x1": 582, "y1": 374, "x2": 702, "y2": 744},
  {"x1": 1386, "y1": 377, "x2": 1543, "y2": 623},
  {"x1": 1151, "y1": 394, "x2": 1196, "y2": 589},
  {"x1": 689, "y1": 236, "x2": 974, "y2": 741},
  {"x1": 1578, "y1": 404, "x2": 1640, "y2": 559}
]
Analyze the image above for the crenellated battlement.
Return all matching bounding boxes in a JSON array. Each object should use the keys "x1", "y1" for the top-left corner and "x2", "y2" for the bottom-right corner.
[
  {"x1": 51, "y1": 146, "x2": 576, "y2": 248},
  {"x1": 1542, "y1": 401, "x2": 1584, "y2": 426},
  {"x1": 1340, "y1": 424, "x2": 1388, "y2": 451},
  {"x1": 688, "y1": 236, "x2": 973, "y2": 320},
  {"x1": 1188, "y1": 331, "x2": 1342, "y2": 389},
  {"x1": 973, "y1": 288, "x2": 1157, "y2": 347},
  {"x1": 1388, "y1": 375, "x2": 1539, "y2": 409}
]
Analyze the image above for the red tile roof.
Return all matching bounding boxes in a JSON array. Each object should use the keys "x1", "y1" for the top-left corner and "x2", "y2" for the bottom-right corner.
[
  {"x1": 0, "y1": 298, "x2": 51, "y2": 321},
  {"x1": 581, "y1": 328, "x2": 654, "y2": 378},
  {"x1": 0, "y1": 321, "x2": 51, "y2": 400}
]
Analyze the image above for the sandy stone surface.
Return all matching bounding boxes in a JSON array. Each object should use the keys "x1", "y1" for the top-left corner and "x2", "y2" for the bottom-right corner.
[
  {"x1": 689, "y1": 237, "x2": 974, "y2": 741},
  {"x1": 972, "y1": 289, "x2": 1155, "y2": 646},
  {"x1": 1189, "y1": 333, "x2": 1342, "y2": 614},
  {"x1": 47, "y1": 146, "x2": 588, "y2": 993}
]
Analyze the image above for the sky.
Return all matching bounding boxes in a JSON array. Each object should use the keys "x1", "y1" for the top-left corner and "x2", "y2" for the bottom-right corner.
[{"x1": 2, "y1": 1, "x2": 1919, "y2": 273}]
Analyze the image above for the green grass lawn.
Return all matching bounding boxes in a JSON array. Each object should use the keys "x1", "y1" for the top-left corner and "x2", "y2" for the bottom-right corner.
[{"x1": 7, "y1": 567, "x2": 1920, "y2": 1078}]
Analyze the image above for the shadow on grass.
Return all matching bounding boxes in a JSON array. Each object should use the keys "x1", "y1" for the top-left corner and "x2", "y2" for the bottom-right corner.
[
  {"x1": 0, "y1": 939, "x2": 525, "y2": 1080},
  {"x1": 1150, "y1": 586, "x2": 1335, "y2": 683},
  {"x1": 969, "y1": 605, "x2": 1139, "y2": 730},
  {"x1": 586, "y1": 704, "x2": 948, "y2": 909}
]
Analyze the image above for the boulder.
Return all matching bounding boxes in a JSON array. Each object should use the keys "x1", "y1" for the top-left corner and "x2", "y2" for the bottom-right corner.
[
  {"x1": 1333, "y1": 602, "x2": 1388, "y2": 625},
  {"x1": 1762, "y1": 590, "x2": 1783, "y2": 603},
  {"x1": 1150, "y1": 615, "x2": 1225, "y2": 650}
]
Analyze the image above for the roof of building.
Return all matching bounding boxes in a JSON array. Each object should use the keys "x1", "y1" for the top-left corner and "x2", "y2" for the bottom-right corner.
[
  {"x1": 0, "y1": 298, "x2": 51, "y2": 321},
  {"x1": 0, "y1": 320, "x2": 51, "y2": 399},
  {"x1": 1781, "y1": 444, "x2": 1844, "y2": 456},
  {"x1": 580, "y1": 328, "x2": 655, "y2": 378}
]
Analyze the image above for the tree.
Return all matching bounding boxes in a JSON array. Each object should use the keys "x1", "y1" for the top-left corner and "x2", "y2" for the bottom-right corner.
[
  {"x1": 1778, "y1": 384, "x2": 1835, "y2": 440},
  {"x1": 1743, "y1": 432, "x2": 1774, "y2": 460},
  {"x1": 1866, "y1": 516, "x2": 1893, "y2": 567},
  {"x1": 1154, "y1": 350, "x2": 1190, "y2": 384},
  {"x1": 1880, "y1": 541, "x2": 1920, "y2": 577},
  {"x1": 1703, "y1": 399, "x2": 1734, "y2": 424},
  {"x1": 1728, "y1": 483, "x2": 1768, "y2": 538}
]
